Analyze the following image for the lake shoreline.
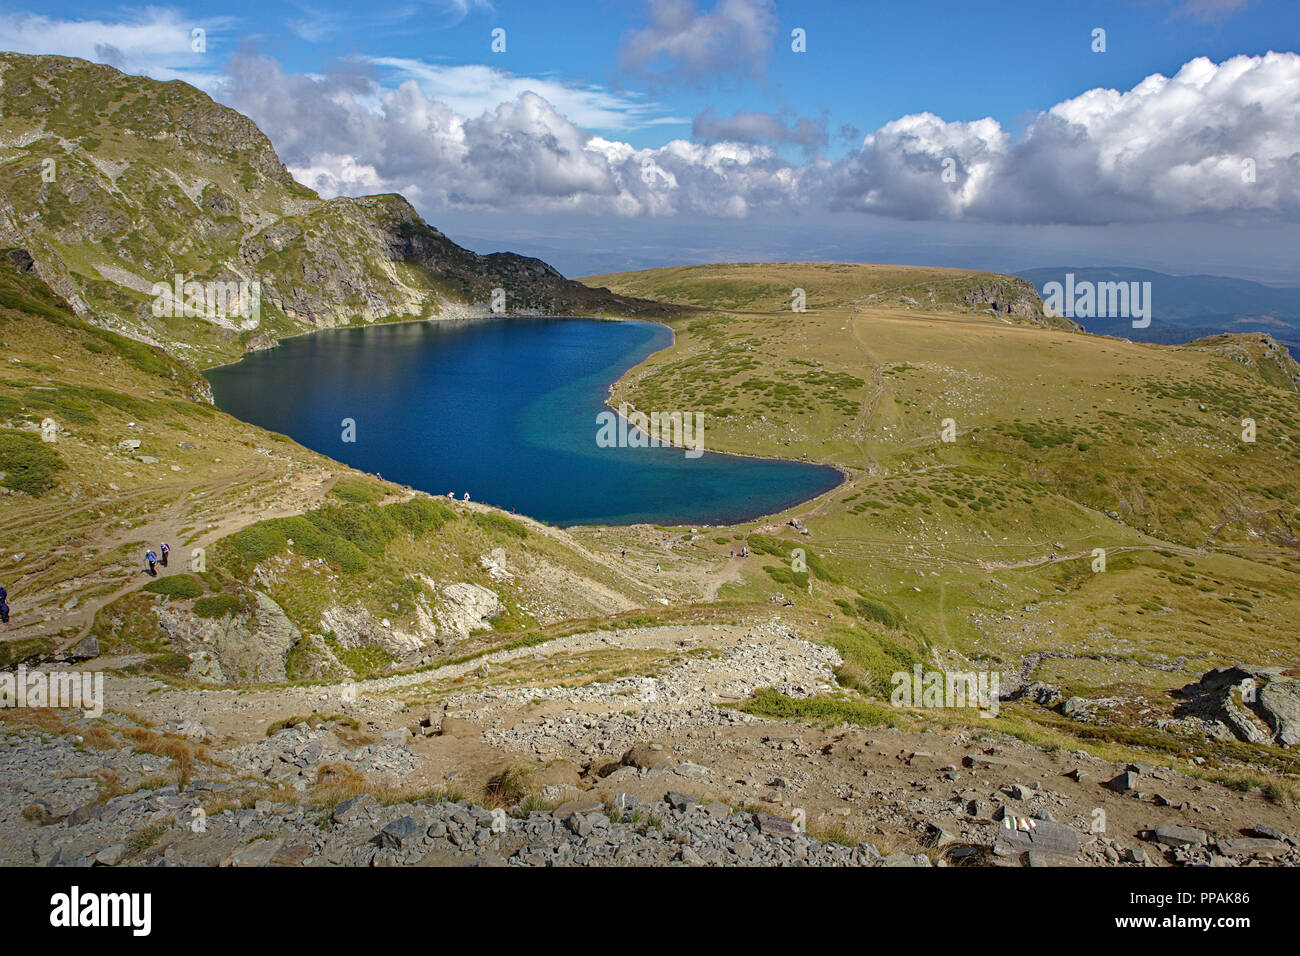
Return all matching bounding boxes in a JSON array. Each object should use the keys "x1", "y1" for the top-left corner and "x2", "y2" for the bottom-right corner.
[{"x1": 205, "y1": 311, "x2": 846, "y2": 527}]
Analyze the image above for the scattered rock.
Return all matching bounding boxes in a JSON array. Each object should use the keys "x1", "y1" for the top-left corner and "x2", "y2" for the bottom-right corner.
[
  {"x1": 1152, "y1": 824, "x2": 1208, "y2": 847},
  {"x1": 375, "y1": 816, "x2": 424, "y2": 849}
]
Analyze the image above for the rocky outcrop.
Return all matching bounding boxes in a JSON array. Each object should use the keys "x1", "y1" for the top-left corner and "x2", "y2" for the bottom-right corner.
[
  {"x1": 1259, "y1": 678, "x2": 1300, "y2": 747},
  {"x1": 320, "y1": 604, "x2": 427, "y2": 660},
  {"x1": 479, "y1": 548, "x2": 512, "y2": 581},
  {"x1": 156, "y1": 591, "x2": 299, "y2": 685},
  {"x1": 1175, "y1": 665, "x2": 1300, "y2": 748},
  {"x1": 434, "y1": 582, "x2": 503, "y2": 638},
  {"x1": 961, "y1": 277, "x2": 1081, "y2": 332},
  {"x1": 1185, "y1": 333, "x2": 1300, "y2": 392},
  {"x1": 316, "y1": 580, "x2": 500, "y2": 660},
  {"x1": 0, "y1": 52, "x2": 674, "y2": 364},
  {"x1": 285, "y1": 632, "x2": 352, "y2": 682}
]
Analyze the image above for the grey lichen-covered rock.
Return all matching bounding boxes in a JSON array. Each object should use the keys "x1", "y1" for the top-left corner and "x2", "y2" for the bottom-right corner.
[
  {"x1": 961, "y1": 277, "x2": 1081, "y2": 331},
  {"x1": 374, "y1": 816, "x2": 424, "y2": 849},
  {"x1": 1060, "y1": 696, "x2": 1090, "y2": 719},
  {"x1": 993, "y1": 818, "x2": 1080, "y2": 859},
  {"x1": 222, "y1": 838, "x2": 285, "y2": 868},
  {"x1": 1222, "y1": 690, "x2": 1272, "y2": 744},
  {"x1": 479, "y1": 548, "x2": 512, "y2": 581},
  {"x1": 1176, "y1": 665, "x2": 1300, "y2": 749},
  {"x1": 1104, "y1": 770, "x2": 1139, "y2": 793},
  {"x1": 434, "y1": 582, "x2": 503, "y2": 639},
  {"x1": 156, "y1": 590, "x2": 299, "y2": 684},
  {"x1": 319, "y1": 603, "x2": 427, "y2": 658},
  {"x1": 1258, "y1": 678, "x2": 1300, "y2": 747},
  {"x1": 1152, "y1": 824, "x2": 1208, "y2": 847},
  {"x1": 67, "y1": 634, "x2": 100, "y2": 660},
  {"x1": 1020, "y1": 681, "x2": 1063, "y2": 708}
]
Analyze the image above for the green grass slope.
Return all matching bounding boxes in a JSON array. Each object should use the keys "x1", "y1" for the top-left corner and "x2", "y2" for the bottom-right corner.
[
  {"x1": 0, "y1": 250, "x2": 659, "y2": 677},
  {"x1": 579, "y1": 263, "x2": 1300, "y2": 773}
]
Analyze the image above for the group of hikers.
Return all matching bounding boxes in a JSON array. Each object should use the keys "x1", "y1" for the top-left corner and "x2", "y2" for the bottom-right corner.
[
  {"x1": 144, "y1": 542, "x2": 170, "y2": 576},
  {"x1": 610, "y1": 544, "x2": 750, "y2": 574},
  {"x1": 0, "y1": 541, "x2": 174, "y2": 628}
]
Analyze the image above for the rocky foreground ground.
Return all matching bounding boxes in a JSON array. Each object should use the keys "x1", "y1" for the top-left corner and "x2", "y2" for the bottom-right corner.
[
  {"x1": 1, "y1": 619, "x2": 1297, "y2": 867},
  {"x1": 3, "y1": 716, "x2": 1296, "y2": 868}
]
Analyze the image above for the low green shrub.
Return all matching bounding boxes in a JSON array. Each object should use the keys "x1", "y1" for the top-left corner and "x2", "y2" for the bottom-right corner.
[
  {"x1": 143, "y1": 574, "x2": 203, "y2": 600},
  {"x1": 0, "y1": 429, "x2": 65, "y2": 495}
]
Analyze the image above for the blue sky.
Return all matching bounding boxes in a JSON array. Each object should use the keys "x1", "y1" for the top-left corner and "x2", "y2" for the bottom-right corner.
[{"x1": 3, "y1": 0, "x2": 1299, "y2": 279}]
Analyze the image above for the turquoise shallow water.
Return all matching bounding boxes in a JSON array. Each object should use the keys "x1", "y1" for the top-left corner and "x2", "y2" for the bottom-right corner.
[{"x1": 205, "y1": 318, "x2": 841, "y2": 526}]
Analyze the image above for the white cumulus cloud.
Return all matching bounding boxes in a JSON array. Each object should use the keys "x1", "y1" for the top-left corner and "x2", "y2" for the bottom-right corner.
[
  {"x1": 831, "y1": 52, "x2": 1300, "y2": 224},
  {"x1": 220, "y1": 52, "x2": 801, "y2": 219},
  {"x1": 0, "y1": 8, "x2": 233, "y2": 88}
]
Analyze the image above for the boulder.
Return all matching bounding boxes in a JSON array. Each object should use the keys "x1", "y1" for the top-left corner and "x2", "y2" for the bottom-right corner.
[
  {"x1": 1061, "y1": 696, "x2": 1089, "y2": 719},
  {"x1": 665, "y1": 792, "x2": 701, "y2": 812},
  {"x1": 1245, "y1": 824, "x2": 1291, "y2": 842},
  {"x1": 620, "y1": 742, "x2": 675, "y2": 771},
  {"x1": 993, "y1": 819, "x2": 1080, "y2": 858},
  {"x1": 551, "y1": 800, "x2": 602, "y2": 820},
  {"x1": 1215, "y1": 838, "x2": 1286, "y2": 857},
  {"x1": 1104, "y1": 771, "x2": 1138, "y2": 793},
  {"x1": 68, "y1": 634, "x2": 99, "y2": 660},
  {"x1": 924, "y1": 823, "x2": 958, "y2": 847},
  {"x1": 222, "y1": 838, "x2": 284, "y2": 867},
  {"x1": 374, "y1": 816, "x2": 424, "y2": 849},
  {"x1": 1176, "y1": 665, "x2": 1300, "y2": 748},
  {"x1": 331, "y1": 794, "x2": 375, "y2": 825},
  {"x1": 271, "y1": 844, "x2": 314, "y2": 866},
  {"x1": 753, "y1": 811, "x2": 796, "y2": 837},
  {"x1": 1152, "y1": 824, "x2": 1208, "y2": 847},
  {"x1": 93, "y1": 844, "x2": 126, "y2": 867}
]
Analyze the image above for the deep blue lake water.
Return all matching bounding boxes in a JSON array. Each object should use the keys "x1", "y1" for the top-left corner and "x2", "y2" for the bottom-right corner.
[{"x1": 205, "y1": 318, "x2": 841, "y2": 526}]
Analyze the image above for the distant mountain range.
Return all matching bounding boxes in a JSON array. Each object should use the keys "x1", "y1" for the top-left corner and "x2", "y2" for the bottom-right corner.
[{"x1": 1017, "y1": 266, "x2": 1300, "y2": 351}]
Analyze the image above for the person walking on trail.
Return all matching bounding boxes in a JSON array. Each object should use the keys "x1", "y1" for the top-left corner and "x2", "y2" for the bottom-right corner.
[
  {"x1": 0, "y1": 585, "x2": 8, "y2": 625},
  {"x1": 145, "y1": 549, "x2": 158, "y2": 577},
  {"x1": 160, "y1": 542, "x2": 170, "y2": 568}
]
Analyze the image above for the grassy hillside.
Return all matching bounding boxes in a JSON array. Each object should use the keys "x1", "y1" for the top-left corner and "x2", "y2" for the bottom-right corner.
[
  {"x1": 1, "y1": 48, "x2": 1298, "y2": 781},
  {"x1": 584, "y1": 261, "x2": 1077, "y2": 330},
  {"x1": 5, "y1": 236, "x2": 1300, "y2": 778},
  {"x1": 0, "y1": 53, "x2": 673, "y2": 366},
  {"x1": 0, "y1": 249, "x2": 663, "y2": 676},
  {"x1": 579, "y1": 262, "x2": 1300, "y2": 771}
]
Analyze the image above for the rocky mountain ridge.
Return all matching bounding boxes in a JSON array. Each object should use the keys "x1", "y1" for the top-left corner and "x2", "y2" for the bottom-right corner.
[{"x1": 0, "y1": 52, "x2": 672, "y2": 366}]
